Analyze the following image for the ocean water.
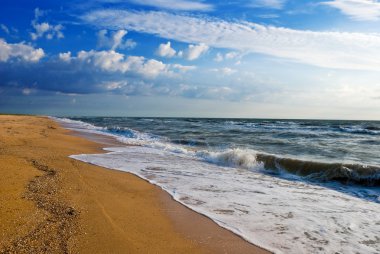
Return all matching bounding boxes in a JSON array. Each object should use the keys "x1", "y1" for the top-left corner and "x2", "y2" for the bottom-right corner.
[{"x1": 55, "y1": 117, "x2": 380, "y2": 254}]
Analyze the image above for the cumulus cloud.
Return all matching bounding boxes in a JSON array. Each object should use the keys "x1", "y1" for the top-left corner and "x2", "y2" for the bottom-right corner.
[
  {"x1": 0, "y1": 38, "x2": 45, "y2": 62},
  {"x1": 60, "y1": 50, "x2": 195, "y2": 78},
  {"x1": 59, "y1": 51, "x2": 72, "y2": 62},
  {"x1": 30, "y1": 8, "x2": 64, "y2": 40},
  {"x1": 97, "y1": 29, "x2": 136, "y2": 50},
  {"x1": 184, "y1": 43, "x2": 209, "y2": 60},
  {"x1": 128, "y1": 0, "x2": 213, "y2": 11},
  {"x1": 57, "y1": 49, "x2": 196, "y2": 79},
  {"x1": 322, "y1": 0, "x2": 380, "y2": 21},
  {"x1": 156, "y1": 41, "x2": 176, "y2": 57},
  {"x1": 248, "y1": 0, "x2": 287, "y2": 9},
  {"x1": 157, "y1": 41, "x2": 208, "y2": 60},
  {"x1": 138, "y1": 58, "x2": 168, "y2": 77},
  {"x1": 73, "y1": 50, "x2": 168, "y2": 78},
  {"x1": 31, "y1": 23, "x2": 64, "y2": 40},
  {"x1": 82, "y1": 9, "x2": 380, "y2": 71}
]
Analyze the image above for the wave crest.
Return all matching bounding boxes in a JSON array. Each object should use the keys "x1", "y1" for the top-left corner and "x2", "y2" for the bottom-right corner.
[
  {"x1": 197, "y1": 148, "x2": 260, "y2": 169},
  {"x1": 197, "y1": 148, "x2": 380, "y2": 186}
]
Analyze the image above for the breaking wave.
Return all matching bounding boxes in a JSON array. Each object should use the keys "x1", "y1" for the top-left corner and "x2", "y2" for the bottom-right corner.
[{"x1": 197, "y1": 148, "x2": 380, "y2": 186}]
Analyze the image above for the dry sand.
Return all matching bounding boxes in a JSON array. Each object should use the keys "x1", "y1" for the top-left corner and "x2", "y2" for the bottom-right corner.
[{"x1": 0, "y1": 115, "x2": 269, "y2": 254}]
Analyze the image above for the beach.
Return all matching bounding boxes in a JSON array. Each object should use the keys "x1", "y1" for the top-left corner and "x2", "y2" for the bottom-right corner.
[{"x1": 0, "y1": 115, "x2": 268, "y2": 253}]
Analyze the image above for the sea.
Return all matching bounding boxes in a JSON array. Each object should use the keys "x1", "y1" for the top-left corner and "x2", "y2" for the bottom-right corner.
[{"x1": 54, "y1": 117, "x2": 380, "y2": 254}]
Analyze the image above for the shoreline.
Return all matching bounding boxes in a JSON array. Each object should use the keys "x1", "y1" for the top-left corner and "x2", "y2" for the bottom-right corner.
[{"x1": 0, "y1": 115, "x2": 269, "y2": 253}]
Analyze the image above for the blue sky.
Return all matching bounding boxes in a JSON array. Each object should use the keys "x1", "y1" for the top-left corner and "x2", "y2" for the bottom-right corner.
[{"x1": 1, "y1": 0, "x2": 380, "y2": 119}]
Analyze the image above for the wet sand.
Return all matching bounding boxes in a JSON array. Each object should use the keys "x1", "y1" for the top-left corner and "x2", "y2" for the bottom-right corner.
[{"x1": 0, "y1": 115, "x2": 269, "y2": 253}]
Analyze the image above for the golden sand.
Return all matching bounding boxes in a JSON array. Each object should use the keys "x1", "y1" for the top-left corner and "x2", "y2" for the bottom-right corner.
[{"x1": 0, "y1": 115, "x2": 269, "y2": 253}]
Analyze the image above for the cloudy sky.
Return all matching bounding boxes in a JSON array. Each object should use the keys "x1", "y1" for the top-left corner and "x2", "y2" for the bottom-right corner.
[{"x1": 1, "y1": 0, "x2": 380, "y2": 119}]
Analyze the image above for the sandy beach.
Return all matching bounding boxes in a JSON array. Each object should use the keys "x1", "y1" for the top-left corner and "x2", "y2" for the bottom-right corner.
[{"x1": 0, "y1": 115, "x2": 269, "y2": 253}]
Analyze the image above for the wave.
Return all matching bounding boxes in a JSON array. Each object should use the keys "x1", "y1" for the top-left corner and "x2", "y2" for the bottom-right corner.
[
  {"x1": 197, "y1": 148, "x2": 380, "y2": 186},
  {"x1": 171, "y1": 139, "x2": 208, "y2": 147},
  {"x1": 197, "y1": 148, "x2": 260, "y2": 169},
  {"x1": 52, "y1": 117, "x2": 104, "y2": 131},
  {"x1": 338, "y1": 126, "x2": 380, "y2": 135},
  {"x1": 257, "y1": 154, "x2": 380, "y2": 186},
  {"x1": 224, "y1": 119, "x2": 380, "y2": 136},
  {"x1": 54, "y1": 117, "x2": 380, "y2": 186},
  {"x1": 366, "y1": 126, "x2": 380, "y2": 131},
  {"x1": 105, "y1": 126, "x2": 154, "y2": 140}
]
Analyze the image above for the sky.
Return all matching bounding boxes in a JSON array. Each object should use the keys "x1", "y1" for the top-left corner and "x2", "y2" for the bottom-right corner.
[{"x1": 1, "y1": 0, "x2": 380, "y2": 119}]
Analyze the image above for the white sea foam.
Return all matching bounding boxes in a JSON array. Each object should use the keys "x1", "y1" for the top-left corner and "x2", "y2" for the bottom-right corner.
[
  {"x1": 52, "y1": 117, "x2": 154, "y2": 146},
  {"x1": 71, "y1": 146, "x2": 380, "y2": 254},
  {"x1": 196, "y1": 148, "x2": 262, "y2": 170},
  {"x1": 52, "y1": 117, "x2": 104, "y2": 132}
]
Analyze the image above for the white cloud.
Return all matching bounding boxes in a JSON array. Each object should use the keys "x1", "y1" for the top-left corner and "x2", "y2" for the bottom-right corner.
[
  {"x1": 82, "y1": 9, "x2": 380, "y2": 71},
  {"x1": 30, "y1": 8, "x2": 64, "y2": 40},
  {"x1": 124, "y1": 39, "x2": 137, "y2": 49},
  {"x1": 248, "y1": 0, "x2": 287, "y2": 9},
  {"x1": 322, "y1": 0, "x2": 380, "y2": 21},
  {"x1": 59, "y1": 51, "x2": 72, "y2": 62},
  {"x1": 60, "y1": 49, "x2": 195, "y2": 79},
  {"x1": 0, "y1": 38, "x2": 45, "y2": 62},
  {"x1": 139, "y1": 59, "x2": 168, "y2": 77},
  {"x1": 156, "y1": 41, "x2": 176, "y2": 57},
  {"x1": 112, "y1": 30, "x2": 128, "y2": 49},
  {"x1": 68, "y1": 50, "x2": 170, "y2": 78},
  {"x1": 31, "y1": 22, "x2": 49, "y2": 40},
  {"x1": 97, "y1": 29, "x2": 136, "y2": 50},
  {"x1": 171, "y1": 63, "x2": 196, "y2": 72},
  {"x1": 77, "y1": 50, "x2": 136, "y2": 72},
  {"x1": 30, "y1": 22, "x2": 64, "y2": 40},
  {"x1": 156, "y1": 41, "x2": 208, "y2": 60},
  {"x1": 185, "y1": 43, "x2": 209, "y2": 60},
  {"x1": 128, "y1": 0, "x2": 213, "y2": 11}
]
